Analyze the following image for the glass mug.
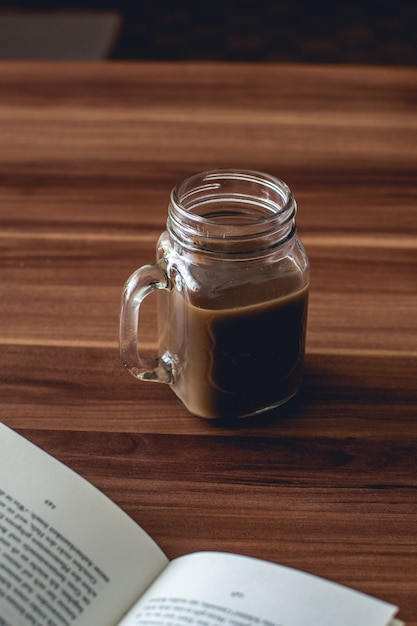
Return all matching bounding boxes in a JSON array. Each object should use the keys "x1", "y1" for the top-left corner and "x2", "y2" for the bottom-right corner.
[{"x1": 119, "y1": 169, "x2": 309, "y2": 420}]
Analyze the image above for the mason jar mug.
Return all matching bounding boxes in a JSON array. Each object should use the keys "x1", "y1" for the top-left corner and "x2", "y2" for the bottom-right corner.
[{"x1": 119, "y1": 169, "x2": 310, "y2": 420}]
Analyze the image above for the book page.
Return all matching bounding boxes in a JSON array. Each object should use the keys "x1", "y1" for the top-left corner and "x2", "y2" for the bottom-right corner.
[
  {"x1": 117, "y1": 551, "x2": 400, "y2": 626},
  {"x1": 0, "y1": 423, "x2": 168, "y2": 626}
]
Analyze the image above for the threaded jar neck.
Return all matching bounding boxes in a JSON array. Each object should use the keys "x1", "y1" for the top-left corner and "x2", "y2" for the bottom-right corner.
[{"x1": 167, "y1": 169, "x2": 297, "y2": 258}]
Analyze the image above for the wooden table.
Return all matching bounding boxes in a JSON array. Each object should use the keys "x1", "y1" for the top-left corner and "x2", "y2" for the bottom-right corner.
[{"x1": 0, "y1": 62, "x2": 416, "y2": 624}]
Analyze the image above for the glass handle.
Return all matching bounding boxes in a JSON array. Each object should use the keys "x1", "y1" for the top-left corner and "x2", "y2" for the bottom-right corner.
[{"x1": 119, "y1": 263, "x2": 172, "y2": 384}]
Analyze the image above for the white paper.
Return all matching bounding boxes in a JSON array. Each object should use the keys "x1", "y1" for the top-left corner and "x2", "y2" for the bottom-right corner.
[
  {"x1": 118, "y1": 551, "x2": 399, "y2": 626},
  {"x1": 0, "y1": 423, "x2": 168, "y2": 626}
]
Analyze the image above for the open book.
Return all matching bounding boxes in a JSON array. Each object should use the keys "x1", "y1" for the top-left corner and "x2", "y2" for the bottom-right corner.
[{"x1": 0, "y1": 423, "x2": 403, "y2": 626}]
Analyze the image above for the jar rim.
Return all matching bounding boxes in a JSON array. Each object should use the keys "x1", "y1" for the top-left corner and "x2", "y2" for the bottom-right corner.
[
  {"x1": 168, "y1": 168, "x2": 297, "y2": 257},
  {"x1": 170, "y1": 168, "x2": 295, "y2": 229}
]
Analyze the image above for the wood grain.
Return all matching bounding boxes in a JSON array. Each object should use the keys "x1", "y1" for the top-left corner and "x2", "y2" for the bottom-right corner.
[{"x1": 0, "y1": 62, "x2": 416, "y2": 623}]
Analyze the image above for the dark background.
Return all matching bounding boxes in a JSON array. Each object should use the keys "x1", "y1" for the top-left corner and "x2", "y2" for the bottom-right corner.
[{"x1": 1, "y1": 0, "x2": 416, "y2": 65}]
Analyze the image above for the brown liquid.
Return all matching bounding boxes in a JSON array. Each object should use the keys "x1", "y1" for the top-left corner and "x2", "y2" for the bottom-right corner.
[{"x1": 158, "y1": 278, "x2": 308, "y2": 420}]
